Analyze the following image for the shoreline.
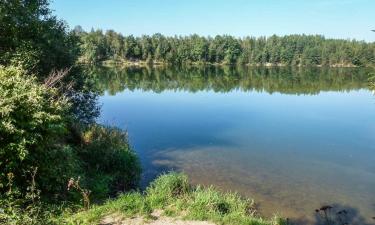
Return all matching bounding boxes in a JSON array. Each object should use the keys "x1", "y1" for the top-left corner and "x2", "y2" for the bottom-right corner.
[{"x1": 91, "y1": 59, "x2": 362, "y2": 68}]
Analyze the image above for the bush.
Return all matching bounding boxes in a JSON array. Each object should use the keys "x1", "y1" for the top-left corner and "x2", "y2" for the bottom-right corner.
[
  {"x1": 78, "y1": 125, "x2": 141, "y2": 199},
  {"x1": 0, "y1": 66, "x2": 142, "y2": 223},
  {"x1": 0, "y1": 66, "x2": 75, "y2": 195}
]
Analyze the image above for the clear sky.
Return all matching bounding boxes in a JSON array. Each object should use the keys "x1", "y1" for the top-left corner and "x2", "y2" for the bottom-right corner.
[{"x1": 51, "y1": 0, "x2": 375, "y2": 42}]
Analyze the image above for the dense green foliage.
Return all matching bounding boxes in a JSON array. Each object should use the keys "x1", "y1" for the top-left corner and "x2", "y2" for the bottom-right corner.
[
  {"x1": 86, "y1": 65, "x2": 371, "y2": 95},
  {"x1": 0, "y1": 66, "x2": 75, "y2": 224},
  {"x1": 0, "y1": 66, "x2": 72, "y2": 195},
  {"x1": 0, "y1": 66, "x2": 141, "y2": 224},
  {"x1": 0, "y1": 0, "x2": 79, "y2": 76},
  {"x1": 78, "y1": 125, "x2": 141, "y2": 200},
  {"x1": 78, "y1": 29, "x2": 375, "y2": 67},
  {"x1": 66, "y1": 173, "x2": 287, "y2": 225},
  {"x1": 0, "y1": 1, "x2": 141, "y2": 224},
  {"x1": 0, "y1": 0, "x2": 98, "y2": 123}
]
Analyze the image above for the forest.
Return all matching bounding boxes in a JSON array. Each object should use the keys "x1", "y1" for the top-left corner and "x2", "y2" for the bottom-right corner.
[{"x1": 76, "y1": 27, "x2": 375, "y2": 67}]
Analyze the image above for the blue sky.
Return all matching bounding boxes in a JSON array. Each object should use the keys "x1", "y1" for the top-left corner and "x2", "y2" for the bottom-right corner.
[{"x1": 51, "y1": 0, "x2": 375, "y2": 41}]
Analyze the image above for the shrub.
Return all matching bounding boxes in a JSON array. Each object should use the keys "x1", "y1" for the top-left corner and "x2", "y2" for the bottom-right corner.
[
  {"x1": 78, "y1": 125, "x2": 141, "y2": 199},
  {"x1": 0, "y1": 66, "x2": 142, "y2": 223},
  {"x1": 0, "y1": 66, "x2": 86, "y2": 225},
  {"x1": 0, "y1": 66, "x2": 75, "y2": 195}
]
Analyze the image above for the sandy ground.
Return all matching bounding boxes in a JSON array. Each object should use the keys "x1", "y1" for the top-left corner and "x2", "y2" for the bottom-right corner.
[{"x1": 100, "y1": 210, "x2": 215, "y2": 225}]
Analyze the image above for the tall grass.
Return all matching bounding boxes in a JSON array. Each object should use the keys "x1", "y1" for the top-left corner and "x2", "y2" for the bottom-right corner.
[{"x1": 65, "y1": 172, "x2": 287, "y2": 225}]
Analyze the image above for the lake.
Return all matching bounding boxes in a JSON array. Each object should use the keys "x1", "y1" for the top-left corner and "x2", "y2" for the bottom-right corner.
[{"x1": 92, "y1": 65, "x2": 375, "y2": 224}]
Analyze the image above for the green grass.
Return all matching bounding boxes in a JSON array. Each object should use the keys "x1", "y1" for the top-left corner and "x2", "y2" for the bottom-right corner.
[
  {"x1": 63, "y1": 172, "x2": 287, "y2": 225},
  {"x1": 60, "y1": 192, "x2": 151, "y2": 224}
]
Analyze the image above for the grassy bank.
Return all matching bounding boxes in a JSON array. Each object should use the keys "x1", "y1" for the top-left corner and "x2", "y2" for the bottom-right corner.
[{"x1": 62, "y1": 173, "x2": 287, "y2": 225}]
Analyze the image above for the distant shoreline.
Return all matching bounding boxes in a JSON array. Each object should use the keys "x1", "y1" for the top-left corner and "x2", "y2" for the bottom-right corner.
[{"x1": 93, "y1": 59, "x2": 360, "y2": 68}]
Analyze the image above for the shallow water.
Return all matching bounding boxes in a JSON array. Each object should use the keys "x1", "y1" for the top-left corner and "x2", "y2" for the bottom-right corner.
[{"x1": 94, "y1": 66, "x2": 375, "y2": 224}]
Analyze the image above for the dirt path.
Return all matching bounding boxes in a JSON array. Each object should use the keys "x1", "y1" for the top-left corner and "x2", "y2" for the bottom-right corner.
[{"x1": 100, "y1": 210, "x2": 215, "y2": 225}]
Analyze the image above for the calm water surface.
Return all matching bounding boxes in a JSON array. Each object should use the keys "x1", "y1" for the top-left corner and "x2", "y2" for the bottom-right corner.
[{"x1": 93, "y1": 66, "x2": 375, "y2": 223}]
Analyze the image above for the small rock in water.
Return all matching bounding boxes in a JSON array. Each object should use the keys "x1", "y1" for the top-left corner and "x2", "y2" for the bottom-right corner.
[{"x1": 319, "y1": 205, "x2": 333, "y2": 211}]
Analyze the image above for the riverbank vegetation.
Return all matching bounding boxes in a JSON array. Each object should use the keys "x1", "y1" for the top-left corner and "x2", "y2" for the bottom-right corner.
[
  {"x1": 76, "y1": 28, "x2": 375, "y2": 67},
  {"x1": 63, "y1": 173, "x2": 286, "y2": 225},
  {"x1": 0, "y1": 1, "x2": 140, "y2": 224},
  {"x1": 0, "y1": 65, "x2": 141, "y2": 224}
]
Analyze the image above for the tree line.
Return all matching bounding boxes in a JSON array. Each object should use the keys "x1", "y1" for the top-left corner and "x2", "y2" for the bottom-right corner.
[{"x1": 76, "y1": 27, "x2": 375, "y2": 67}]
